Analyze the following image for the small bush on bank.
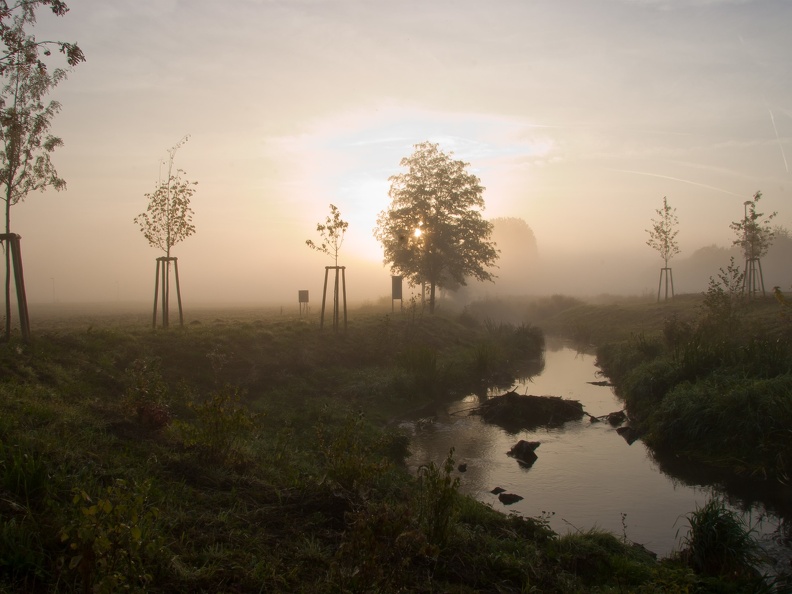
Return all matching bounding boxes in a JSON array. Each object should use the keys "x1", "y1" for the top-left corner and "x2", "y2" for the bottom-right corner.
[{"x1": 679, "y1": 498, "x2": 762, "y2": 580}]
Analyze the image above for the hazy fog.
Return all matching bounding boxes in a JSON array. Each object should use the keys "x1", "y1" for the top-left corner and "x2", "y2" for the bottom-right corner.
[{"x1": 8, "y1": 1, "x2": 792, "y2": 308}]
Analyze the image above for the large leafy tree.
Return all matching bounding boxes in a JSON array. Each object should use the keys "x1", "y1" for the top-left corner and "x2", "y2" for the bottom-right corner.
[
  {"x1": 374, "y1": 141, "x2": 498, "y2": 313},
  {"x1": 0, "y1": 0, "x2": 83, "y2": 340}
]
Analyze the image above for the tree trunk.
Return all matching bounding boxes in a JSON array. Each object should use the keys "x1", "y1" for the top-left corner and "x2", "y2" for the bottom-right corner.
[{"x1": 429, "y1": 281, "x2": 436, "y2": 314}]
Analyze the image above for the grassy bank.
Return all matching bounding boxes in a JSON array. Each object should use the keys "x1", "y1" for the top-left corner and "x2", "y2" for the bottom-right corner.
[{"x1": 0, "y1": 306, "x2": 779, "y2": 592}]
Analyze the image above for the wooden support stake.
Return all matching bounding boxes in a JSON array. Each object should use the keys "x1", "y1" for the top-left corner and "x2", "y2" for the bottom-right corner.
[
  {"x1": 152, "y1": 256, "x2": 184, "y2": 328},
  {"x1": 320, "y1": 265, "x2": 347, "y2": 332},
  {"x1": 0, "y1": 233, "x2": 31, "y2": 341},
  {"x1": 656, "y1": 267, "x2": 675, "y2": 302}
]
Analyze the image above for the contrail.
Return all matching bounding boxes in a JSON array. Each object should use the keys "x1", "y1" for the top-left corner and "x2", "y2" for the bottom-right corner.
[
  {"x1": 609, "y1": 169, "x2": 744, "y2": 197},
  {"x1": 767, "y1": 106, "x2": 789, "y2": 173}
]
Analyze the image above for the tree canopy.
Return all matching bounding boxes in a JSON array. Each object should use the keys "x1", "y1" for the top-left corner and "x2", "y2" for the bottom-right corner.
[
  {"x1": 374, "y1": 141, "x2": 498, "y2": 313},
  {"x1": 134, "y1": 136, "x2": 197, "y2": 259},
  {"x1": 646, "y1": 196, "x2": 680, "y2": 268},
  {"x1": 306, "y1": 203, "x2": 348, "y2": 267},
  {"x1": 0, "y1": 1, "x2": 84, "y2": 74}
]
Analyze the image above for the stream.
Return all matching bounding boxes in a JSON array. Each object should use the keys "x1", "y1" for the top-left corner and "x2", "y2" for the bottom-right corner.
[{"x1": 399, "y1": 340, "x2": 791, "y2": 568}]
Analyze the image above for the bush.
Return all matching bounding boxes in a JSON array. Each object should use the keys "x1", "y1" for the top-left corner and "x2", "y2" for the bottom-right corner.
[
  {"x1": 679, "y1": 498, "x2": 761, "y2": 579},
  {"x1": 170, "y1": 385, "x2": 261, "y2": 463},
  {"x1": 60, "y1": 479, "x2": 163, "y2": 593}
]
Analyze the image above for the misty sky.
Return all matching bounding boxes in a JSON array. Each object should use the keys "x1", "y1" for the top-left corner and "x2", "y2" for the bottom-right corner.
[{"x1": 12, "y1": 0, "x2": 792, "y2": 304}]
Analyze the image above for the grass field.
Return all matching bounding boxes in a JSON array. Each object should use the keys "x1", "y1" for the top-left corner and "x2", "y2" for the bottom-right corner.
[{"x1": 0, "y1": 297, "x2": 785, "y2": 592}]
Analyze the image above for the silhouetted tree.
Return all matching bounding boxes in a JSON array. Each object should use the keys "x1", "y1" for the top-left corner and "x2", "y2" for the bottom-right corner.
[
  {"x1": 134, "y1": 136, "x2": 196, "y2": 260},
  {"x1": 646, "y1": 196, "x2": 680, "y2": 301},
  {"x1": 306, "y1": 203, "x2": 347, "y2": 267},
  {"x1": 0, "y1": 2, "x2": 84, "y2": 74},
  {"x1": 374, "y1": 141, "x2": 498, "y2": 313},
  {"x1": 0, "y1": 0, "x2": 82, "y2": 340},
  {"x1": 134, "y1": 136, "x2": 197, "y2": 326},
  {"x1": 307, "y1": 203, "x2": 348, "y2": 330},
  {"x1": 730, "y1": 191, "x2": 775, "y2": 297}
]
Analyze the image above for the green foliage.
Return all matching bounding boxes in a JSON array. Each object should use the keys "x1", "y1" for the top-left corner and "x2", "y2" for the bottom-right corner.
[
  {"x1": 133, "y1": 135, "x2": 197, "y2": 258},
  {"x1": 649, "y1": 375, "x2": 792, "y2": 478},
  {"x1": 314, "y1": 409, "x2": 394, "y2": 496},
  {"x1": 60, "y1": 479, "x2": 163, "y2": 593},
  {"x1": 416, "y1": 448, "x2": 460, "y2": 548},
  {"x1": 170, "y1": 385, "x2": 260, "y2": 463},
  {"x1": 123, "y1": 357, "x2": 172, "y2": 429},
  {"x1": 680, "y1": 498, "x2": 761, "y2": 579},
  {"x1": 0, "y1": 442, "x2": 49, "y2": 506},
  {"x1": 0, "y1": 515, "x2": 48, "y2": 588},
  {"x1": 305, "y1": 203, "x2": 348, "y2": 266},
  {"x1": 549, "y1": 529, "x2": 655, "y2": 587},
  {"x1": 700, "y1": 256, "x2": 745, "y2": 333},
  {"x1": 374, "y1": 141, "x2": 498, "y2": 313}
]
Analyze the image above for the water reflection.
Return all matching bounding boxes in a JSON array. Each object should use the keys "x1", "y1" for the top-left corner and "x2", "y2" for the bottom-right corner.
[{"x1": 402, "y1": 344, "x2": 790, "y2": 560}]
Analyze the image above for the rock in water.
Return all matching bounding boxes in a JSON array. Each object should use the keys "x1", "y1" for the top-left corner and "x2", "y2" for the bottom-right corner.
[
  {"x1": 508, "y1": 439, "x2": 541, "y2": 466},
  {"x1": 498, "y1": 492, "x2": 524, "y2": 505}
]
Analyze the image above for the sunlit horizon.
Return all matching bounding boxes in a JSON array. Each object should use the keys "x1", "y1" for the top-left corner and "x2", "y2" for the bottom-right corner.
[{"x1": 4, "y1": 0, "x2": 789, "y2": 307}]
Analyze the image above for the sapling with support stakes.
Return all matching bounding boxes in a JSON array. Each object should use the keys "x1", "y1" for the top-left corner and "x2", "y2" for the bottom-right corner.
[
  {"x1": 0, "y1": 1, "x2": 85, "y2": 341},
  {"x1": 134, "y1": 136, "x2": 197, "y2": 328},
  {"x1": 730, "y1": 191, "x2": 776, "y2": 299},
  {"x1": 646, "y1": 196, "x2": 680, "y2": 302},
  {"x1": 306, "y1": 204, "x2": 348, "y2": 331}
]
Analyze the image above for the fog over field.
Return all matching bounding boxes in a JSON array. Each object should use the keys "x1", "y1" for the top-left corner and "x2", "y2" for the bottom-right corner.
[{"x1": 8, "y1": 0, "x2": 792, "y2": 308}]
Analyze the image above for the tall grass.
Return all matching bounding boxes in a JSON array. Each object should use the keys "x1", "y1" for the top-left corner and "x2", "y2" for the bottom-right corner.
[{"x1": 679, "y1": 498, "x2": 762, "y2": 579}]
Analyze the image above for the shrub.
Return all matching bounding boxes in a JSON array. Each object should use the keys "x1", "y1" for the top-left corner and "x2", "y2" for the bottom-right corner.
[
  {"x1": 170, "y1": 385, "x2": 260, "y2": 463},
  {"x1": 123, "y1": 358, "x2": 172, "y2": 429},
  {"x1": 679, "y1": 498, "x2": 761, "y2": 579},
  {"x1": 60, "y1": 479, "x2": 163, "y2": 593}
]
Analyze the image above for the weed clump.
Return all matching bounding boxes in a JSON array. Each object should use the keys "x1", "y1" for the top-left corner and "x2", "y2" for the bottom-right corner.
[{"x1": 678, "y1": 498, "x2": 762, "y2": 580}]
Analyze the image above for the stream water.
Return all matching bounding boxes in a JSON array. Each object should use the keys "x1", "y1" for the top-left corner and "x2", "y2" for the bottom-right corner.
[{"x1": 400, "y1": 340, "x2": 791, "y2": 566}]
